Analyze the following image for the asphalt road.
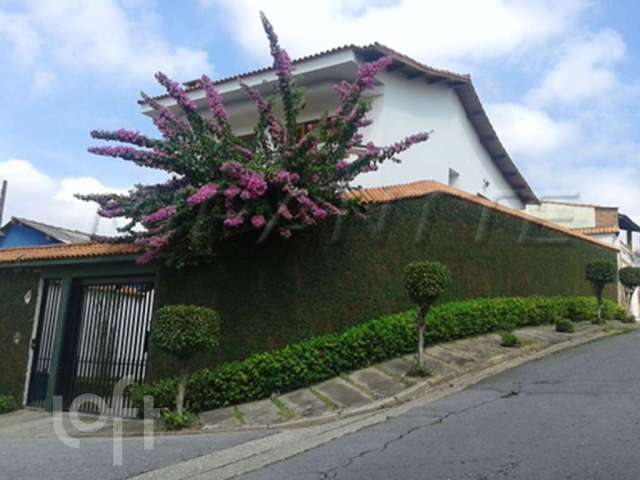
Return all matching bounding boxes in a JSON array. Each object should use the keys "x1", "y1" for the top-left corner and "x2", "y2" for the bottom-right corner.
[
  {"x1": 0, "y1": 429, "x2": 271, "y2": 480},
  {"x1": 243, "y1": 331, "x2": 640, "y2": 479}
]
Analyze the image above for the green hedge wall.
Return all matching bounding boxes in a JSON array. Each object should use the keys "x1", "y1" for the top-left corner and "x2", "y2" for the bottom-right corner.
[
  {"x1": 0, "y1": 270, "x2": 40, "y2": 401},
  {"x1": 150, "y1": 194, "x2": 617, "y2": 379},
  {"x1": 135, "y1": 296, "x2": 625, "y2": 413}
]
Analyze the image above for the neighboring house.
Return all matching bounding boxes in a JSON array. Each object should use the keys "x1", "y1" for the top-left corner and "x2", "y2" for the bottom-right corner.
[
  {"x1": 143, "y1": 43, "x2": 538, "y2": 210},
  {"x1": 525, "y1": 201, "x2": 640, "y2": 317},
  {"x1": 0, "y1": 217, "x2": 91, "y2": 249}
]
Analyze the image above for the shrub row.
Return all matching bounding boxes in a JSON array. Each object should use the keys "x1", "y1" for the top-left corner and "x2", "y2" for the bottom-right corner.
[
  {"x1": 133, "y1": 296, "x2": 625, "y2": 413},
  {"x1": 0, "y1": 395, "x2": 17, "y2": 415}
]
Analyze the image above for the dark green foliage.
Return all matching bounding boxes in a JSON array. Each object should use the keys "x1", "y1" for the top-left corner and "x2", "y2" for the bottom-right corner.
[
  {"x1": 152, "y1": 305, "x2": 221, "y2": 360},
  {"x1": 150, "y1": 195, "x2": 618, "y2": 379},
  {"x1": 619, "y1": 267, "x2": 640, "y2": 290},
  {"x1": 0, "y1": 271, "x2": 40, "y2": 400},
  {"x1": 0, "y1": 395, "x2": 18, "y2": 414},
  {"x1": 160, "y1": 409, "x2": 198, "y2": 431},
  {"x1": 404, "y1": 261, "x2": 451, "y2": 308},
  {"x1": 585, "y1": 261, "x2": 618, "y2": 323},
  {"x1": 133, "y1": 296, "x2": 624, "y2": 413},
  {"x1": 585, "y1": 261, "x2": 617, "y2": 290},
  {"x1": 555, "y1": 318, "x2": 575, "y2": 333},
  {"x1": 406, "y1": 365, "x2": 432, "y2": 378},
  {"x1": 500, "y1": 331, "x2": 522, "y2": 348}
]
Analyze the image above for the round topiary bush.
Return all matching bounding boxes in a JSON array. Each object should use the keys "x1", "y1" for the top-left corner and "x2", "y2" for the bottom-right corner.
[
  {"x1": 555, "y1": 318, "x2": 575, "y2": 333},
  {"x1": 404, "y1": 261, "x2": 451, "y2": 372},
  {"x1": 619, "y1": 266, "x2": 640, "y2": 318},
  {"x1": 585, "y1": 261, "x2": 617, "y2": 324},
  {"x1": 152, "y1": 305, "x2": 221, "y2": 416}
]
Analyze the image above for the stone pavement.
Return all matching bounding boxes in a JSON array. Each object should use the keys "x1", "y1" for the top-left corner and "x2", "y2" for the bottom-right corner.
[{"x1": 198, "y1": 321, "x2": 636, "y2": 432}]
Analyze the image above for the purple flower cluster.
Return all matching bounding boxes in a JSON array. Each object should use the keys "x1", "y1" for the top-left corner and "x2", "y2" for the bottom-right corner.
[
  {"x1": 272, "y1": 170, "x2": 300, "y2": 185},
  {"x1": 336, "y1": 160, "x2": 349, "y2": 172},
  {"x1": 251, "y1": 215, "x2": 266, "y2": 228},
  {"x1": 260, "y1": 12, "x2": 293, "y2": 82},
  {"x1": 143, "y1": 206, "x2": 176, "y2": 224},
  {"x1": 333, "y1": 56, "x2": 392, "y2": 103},
  {"x1": 155, "y1": 72, "x2": 196, "y2": 114},
  {"x1": 240, "y1": 83, "x2": 286, "y2": 144},
  {"x1": 239, "y1": 171, "x2": 267, "y2": 200},
  {"x1": 380, "y1": 132, "x2": 430, "y2": 158},
  {"x1": 220, "y1": 161, "x2": 245, "y2": 179},
  {"x1": 223, "y1": 212, "x2": 244, "y2": 229},
  {"x1": 88, "y1": 146, "x2": 168, "y2": 170},
  {"x1": 90, "y1": 129, "x2": 159, "y2": 148},
  {"x1": 98, "y1": 205, "x2": 125, "y2": 218},
  {"x1": 201, "y1": 75, "x2": 228, "y2": 123},
  {"x1": 187, "y1": 184, "x2": 219, "y2": 206}
]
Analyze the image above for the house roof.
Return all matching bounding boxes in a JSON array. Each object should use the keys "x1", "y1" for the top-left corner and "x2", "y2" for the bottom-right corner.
[
  {"x1": 1, "y1": 217, "x2": 92, "y2": 244},
  {"x1": 142, "y1": 42, "x2": 538, "y2": 206},
  {"x1": 0, "y1": 242, "x2": 139, "y2": 265},
  {"x1": 619, "y1": 213, "x2": 640, "y2": 233},
  {"x1": 572, "y1": 226, "x2": 620, "y2": 236},
  {"x1": 0, "y1": 180, "x2": 609, "y2": 267},
  {"x1": 346, "y1": 181, "x2": 616, "y2": 251}
]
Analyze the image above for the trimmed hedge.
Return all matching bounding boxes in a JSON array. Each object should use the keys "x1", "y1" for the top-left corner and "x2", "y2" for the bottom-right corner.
[
  {"x1": 151, "y1": 195, "x2": 617, "y2": 380},
  {"x1": 0, "y1": 395, "x2": 18, "y2": 414},
  {"x1": 133, "y1": 296, "x2": 625, "y2": 413}
]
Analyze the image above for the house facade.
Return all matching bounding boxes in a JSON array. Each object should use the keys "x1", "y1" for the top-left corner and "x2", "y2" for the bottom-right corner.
[
  {"x1": 144, "y1": 43, "x2": 537, "y2": 210},
  {"x1": 0, "y1": 217, "x2": 91, "y2": 249}
]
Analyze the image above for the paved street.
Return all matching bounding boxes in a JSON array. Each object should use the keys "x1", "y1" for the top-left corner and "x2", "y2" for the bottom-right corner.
[
  {"x1": 0, "y1": 428, "x2": 271, "y2": 480},
  {"x1": 243, "y1": 331, "x2": 640, "y2": 479}
]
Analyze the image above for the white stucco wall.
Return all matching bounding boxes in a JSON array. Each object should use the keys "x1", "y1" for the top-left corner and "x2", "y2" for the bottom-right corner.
[
  {"x1": 180, "y1": 65, "x2": 525, "y2": 210},
  {"x1": 524, "y1": 203, "x2": 597, "y2": 229},
  {"x1": 355, "y1": 72, "x2": 524, "y2": 210}
]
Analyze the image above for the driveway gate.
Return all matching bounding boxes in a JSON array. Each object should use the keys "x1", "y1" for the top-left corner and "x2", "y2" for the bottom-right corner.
[{"x1": 60, "y1": 277, "x2": 156, "y2": 416}]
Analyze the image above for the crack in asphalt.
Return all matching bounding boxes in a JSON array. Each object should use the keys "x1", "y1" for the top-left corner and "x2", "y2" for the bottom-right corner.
[{"x1": 314, "y1": 393, "x2": 515, "y2": 479}]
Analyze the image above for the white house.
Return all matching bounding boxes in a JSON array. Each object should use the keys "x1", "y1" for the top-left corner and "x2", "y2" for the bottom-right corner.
[
  {"x1": 143, "y1": 43, "x2": 537, "y2": 210},
  {"x1": 526, "y1": 201, "x2": 640, "y2": 317}
]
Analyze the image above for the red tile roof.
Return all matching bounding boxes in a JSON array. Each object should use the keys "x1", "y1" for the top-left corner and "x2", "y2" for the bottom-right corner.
[
  {"x1": 572, "y1": 226, "x2": 620, "y2": 236},
  {"x1": 0, "y1": 242, "x2": 140, "y2": 265},
  {"x1": 346, "y1": 181, "x2": 617, "y2": 251},
  {"x1": 0, "y1": 181, "x2": 616, "y2": 266}
]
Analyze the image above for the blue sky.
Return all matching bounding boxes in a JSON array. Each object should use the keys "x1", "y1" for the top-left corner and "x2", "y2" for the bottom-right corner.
[{"x1": 0, "y1": 0, "x2": 639, "y2": 233}]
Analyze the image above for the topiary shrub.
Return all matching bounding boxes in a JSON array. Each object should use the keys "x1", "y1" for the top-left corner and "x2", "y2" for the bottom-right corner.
[
  {"x1": 0, "y1": 395, "x2": 17, "y2": 414},
  {"x1": 555, "y1": 318, "x2": 575, "y2": 333},
  {"x1": 500, "y1": 331, "x2": 522, "y2": 348},
  {"x1": 152, "y1": 305, "x2": 221, "y2": 416},
  {"x1": 585, "y1": 261, "x2": 617, "y2": 324},
  {"x1": 133, "y1": 296, "x2": 624, "y2": 413},
  {"x1": 619, "y1": 266, "x2": 640, "y2": 318},
  {"x1": 404, "y1": 261, "x2": 451, "y2": 373}
]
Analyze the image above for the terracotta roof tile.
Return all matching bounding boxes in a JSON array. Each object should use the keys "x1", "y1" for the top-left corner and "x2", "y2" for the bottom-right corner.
[
  {"x1": 0, "y1": 242, "x2": 140, "y2": 265},
  {"x1": 0, "y1": 181, "x2": 615, "y2": 266},
  {"x1": 572, "y1": 226, "x2": 620, "y2": 235},
  {"x1": 346, "y1": 181, "x2": 617, "y2": 251}
]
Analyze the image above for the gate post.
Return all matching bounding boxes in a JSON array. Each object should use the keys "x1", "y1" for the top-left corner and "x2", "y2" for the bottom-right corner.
[{"x1": 44, "y1": 276, "x2": 73, "y2": 413}]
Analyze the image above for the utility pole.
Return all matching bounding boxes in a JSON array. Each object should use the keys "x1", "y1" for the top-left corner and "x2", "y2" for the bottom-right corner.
[{"x1": 0, "y1": 180, "x2": 7, "y2": 227}]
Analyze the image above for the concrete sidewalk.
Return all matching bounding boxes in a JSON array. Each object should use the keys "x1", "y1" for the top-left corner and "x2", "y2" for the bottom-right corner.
[{"x1": 198, "y1": 321, "x2": 637, "y2": 432}]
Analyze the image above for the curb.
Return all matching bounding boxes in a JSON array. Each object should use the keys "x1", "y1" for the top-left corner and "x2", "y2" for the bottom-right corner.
[{"x1": 200, "y1": 323, "x2": 638, "y2": 434}]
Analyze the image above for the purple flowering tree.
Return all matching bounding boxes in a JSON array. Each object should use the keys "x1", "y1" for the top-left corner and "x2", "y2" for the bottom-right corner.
[{"x1": 79, "y1": 13, "x2": 430, "y2": 266}]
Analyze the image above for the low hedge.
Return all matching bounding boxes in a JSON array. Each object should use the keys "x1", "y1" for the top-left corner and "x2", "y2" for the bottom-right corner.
[
  {"x1": 0, "y1": 395, "x2": 18, "y2": 415},
  {"x1": 133, "y1": 296, "x2": 625, "y2": 413}
]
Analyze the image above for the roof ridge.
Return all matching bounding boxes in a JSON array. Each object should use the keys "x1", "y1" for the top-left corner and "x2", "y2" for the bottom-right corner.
[{"x1": 12, "y1": 217, "x2": 92, "y2": 236}]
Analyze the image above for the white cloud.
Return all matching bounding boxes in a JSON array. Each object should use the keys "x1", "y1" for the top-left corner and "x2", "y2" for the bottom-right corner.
[
  {"x1": 529, "y1": 29, "x2": 626, "y2": 105},
  {"x1": 0, "y1": 159, "x2": 125, "y2": 235},
  {"x1": 201, "y1": 0, "x2": 587, "y2": 66},
  {"x1": 0, "y1": 0, "x2": 212, "y2": 89},
  {"x1": 488, "y1": 102, "x2": 578, "y2": 157}
]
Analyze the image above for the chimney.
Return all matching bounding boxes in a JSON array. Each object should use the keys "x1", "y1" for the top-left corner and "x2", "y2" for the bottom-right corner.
[{"x1": 0, "y1": 180, "x2": 6, "y2": 226}]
